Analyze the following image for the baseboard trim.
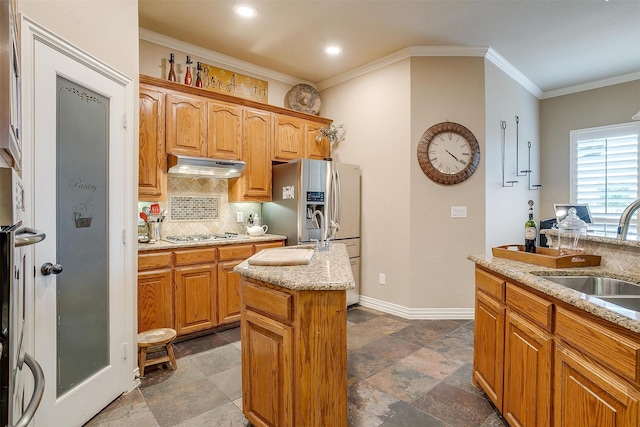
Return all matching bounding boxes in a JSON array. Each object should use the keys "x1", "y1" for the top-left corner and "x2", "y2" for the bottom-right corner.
[{"x1": 357, "y1": 295, "x2": 474, "y2": 320}]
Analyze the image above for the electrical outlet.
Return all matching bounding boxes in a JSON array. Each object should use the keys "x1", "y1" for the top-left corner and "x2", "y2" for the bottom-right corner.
[
  {"x1": 379, "y1": 273, "x2": 386, "y2": 285},
  {"x1": 236, "y1": 212, "x2": 244, "y2": 222}
]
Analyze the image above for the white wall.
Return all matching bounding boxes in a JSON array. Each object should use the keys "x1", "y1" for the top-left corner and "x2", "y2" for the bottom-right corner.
[
  {"x1": 539, "y1": 80, "x2": 640, "y2": 220},
  {"x1": 321, "y1": 59, "x2": 413, "y2": 307},
  {"x1": 485, "y1": 61, "x2": 541, "y2": 254}
]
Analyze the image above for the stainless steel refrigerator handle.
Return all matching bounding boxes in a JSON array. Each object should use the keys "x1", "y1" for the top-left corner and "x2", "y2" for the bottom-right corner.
[
  {"x1": 334, "y1": 168, "x2": 342, "y2": 228},
  {"x1": 12, "y1": 352, "x2": 45, "y2": 427},
  {"x1": 15, "y1": 227, "x2": 46, "y2": 247}
]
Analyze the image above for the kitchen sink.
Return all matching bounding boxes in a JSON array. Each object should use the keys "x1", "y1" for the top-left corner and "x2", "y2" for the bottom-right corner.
[
  {"x1": 536, "y1": 275, "x2": 640, "y2": 296},
  {"x1": 596, "y1": 296, "x2": 640, "y2": 312}
]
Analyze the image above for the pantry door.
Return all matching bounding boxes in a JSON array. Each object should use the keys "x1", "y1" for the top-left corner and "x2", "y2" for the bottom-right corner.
[{"x1": 23, "y1": 22, "x2": 135, "y2": 427}]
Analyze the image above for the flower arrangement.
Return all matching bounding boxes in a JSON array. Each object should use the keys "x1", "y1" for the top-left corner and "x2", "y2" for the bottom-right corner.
[{"x1": 317, "y1": 123, "x2": 347, "y2": 151}]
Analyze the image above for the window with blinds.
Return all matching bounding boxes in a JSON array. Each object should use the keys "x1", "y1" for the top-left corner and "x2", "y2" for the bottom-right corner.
[{"x1": 571, "y1": 123, "x2": 640, "y2": 239}]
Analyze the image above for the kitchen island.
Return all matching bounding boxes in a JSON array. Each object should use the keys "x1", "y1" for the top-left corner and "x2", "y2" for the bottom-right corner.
[
  {"x1": 468, "y1": 234, "x2": 640, "y2": 427},
  {"x1": 234, "y1": 243, "x2": 354, "y2": 427}
]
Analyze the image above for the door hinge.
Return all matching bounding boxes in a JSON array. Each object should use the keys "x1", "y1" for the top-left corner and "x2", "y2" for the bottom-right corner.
[
  {"x1": 122, "y1": 343, "x2": 128, "y2": 360},
  {"x1": 122, "y1": 113, "x2": 128, "y2": 130},
  {"x1": 122, "y1": 229, "x2": 127, "y2": 245}
]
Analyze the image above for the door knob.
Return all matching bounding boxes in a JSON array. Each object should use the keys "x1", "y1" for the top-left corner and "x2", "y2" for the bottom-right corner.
[{"x1": 41, "y1": 262, "x2": 63, "y2": 276}]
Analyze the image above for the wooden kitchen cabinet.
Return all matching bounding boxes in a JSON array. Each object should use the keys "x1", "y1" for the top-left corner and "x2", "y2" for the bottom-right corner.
[
  {"x1": 229, "y1": 109, "x2": 272, "y2": 202},
  {"x1": 273, "y1": 114, "x2": 305, "y2": 161},
  {"x1": 137, "y1": 251, "x2": 173, "y2": 332},
  {"x1": 166, "y1": 92, "x2": 207, "y2": 157},
  {"x1": 555, "y1": 343, "x2": 640, "y2": 427},
  {"x1": 241, "y1": 277, "x2": 347, "y2": 427},
  {"x1": 473, "y1": 268, "x2": 506, "y2": 411},
  {"x1": 304, "y1": 120, "x2": 330, "y2": 160},
  {"x1": 138, "y1": 85, "x2": 166, "y2": 200},
  {"x1": 173, "y1": 247, "x2": 217, "y2": 335},
  {"x1": 207, "y1": 101, "x2": 243, "y2": 160}
]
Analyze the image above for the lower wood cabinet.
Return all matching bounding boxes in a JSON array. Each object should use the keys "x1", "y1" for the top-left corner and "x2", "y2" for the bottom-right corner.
[
  {"x1": 242, "y1": 309, "x2": 294, "y2": 427},
  {"x1": 473, "y1": 266, "x2": 640, "y2": 427},
  {"x1": 503, "y1": 310, "x2": 553, "y2": 427},
  {"x1": 174, "y1": 264, "x2": 217, "y2": 335},
  {"x1": 137, "y1": 240, "x2": 285, "y2": 335},
  {"x1": 137, "y1": 269, "x2": 173, "y2": 332}
]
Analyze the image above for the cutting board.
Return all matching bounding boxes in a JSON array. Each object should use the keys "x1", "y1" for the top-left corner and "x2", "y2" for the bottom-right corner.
[{"x1": 247, "y1": 248, "x2": 315, "y2": 266}]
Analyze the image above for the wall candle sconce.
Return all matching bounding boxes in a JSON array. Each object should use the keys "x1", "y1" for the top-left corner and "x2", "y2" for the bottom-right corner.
[
  {"x1": 501, "y1": 120, "x2": 518, "y2": 187},
  {"x1": 521, "y1": 141, "x2": 542, "y2": 190},
  {"x1": 515, "y1": 116, "x2": 527, "y2": 177}
]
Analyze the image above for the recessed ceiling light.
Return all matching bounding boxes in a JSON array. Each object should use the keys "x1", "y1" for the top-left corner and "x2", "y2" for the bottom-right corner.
[
  {"x1": 233, "y1": 4, "x2": 257, "y2": 18},
  {"x1": 324, "y1": 45, "x2": 342, "y2": 55}
]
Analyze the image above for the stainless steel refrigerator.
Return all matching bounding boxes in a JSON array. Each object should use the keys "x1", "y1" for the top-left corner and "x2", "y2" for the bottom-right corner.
[{"x1": 263, "y1": 159, "x2": 361, "y2": 305}]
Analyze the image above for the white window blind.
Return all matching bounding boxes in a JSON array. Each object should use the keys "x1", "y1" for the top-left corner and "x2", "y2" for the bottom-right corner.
[{"x1": 571, "y1": 123, "x2": 640, "y2": 239}]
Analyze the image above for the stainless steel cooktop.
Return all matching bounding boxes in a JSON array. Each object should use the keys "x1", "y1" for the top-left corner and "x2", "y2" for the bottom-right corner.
[{"x1": 163, "y1": 232, "x2": 250, "y2": 243}]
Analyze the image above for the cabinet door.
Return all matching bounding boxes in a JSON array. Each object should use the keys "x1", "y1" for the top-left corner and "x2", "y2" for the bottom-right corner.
[
  {"x1": 138, "y1": 86, "x2": 166, "y2": 200},
  {"x1": 555, "y1": 343, "x2": 640, "y2": 427},
  {"x1": 273, "y1": 114, "x2": 305, "y2": 161},
  {"x1": 218, "y1": 260, "x2": 243, "y2": 324},
  {"x1": 473, "y1": 289, "x2": 505, "y2": 411},
  {"x1": 207, "y1": 101, "x2": 242, "y2": 160},
  {"x1": 503, "y1": 310, "x2": 553, "y2": 427},
  {"x1": 174, "y1": 264, "x2": 217, "y2": 335},
  {"x1": 242, "y1": 309, "x2": 293, "y2": 427},
  {"x1": 137, "y1": 269, "x2": 173, "y2": 332},
  {"x1": 166, "y1": 92, "x2": 207, "y2": 156},
  {"x1": 229, "y1": 109, "x2": 272, "y2": 202},
  {"x1": 305, "y1": 121, "x2": 330, "y2": 160}
]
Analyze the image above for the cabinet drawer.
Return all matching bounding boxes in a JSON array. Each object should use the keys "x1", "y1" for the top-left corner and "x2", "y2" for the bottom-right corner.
[
  {"x1": 254, "y1": 241, "x2": 285, "y2": 253},
  {"x1": 243, "y1": 281, "x2": 292, "y2": 322},
  {"x1": 219, "y1": 244, "x2": 253, "y2": 261},
  {"x1": 506, "y1": 283, "x2": 553, "y2": 330},
  {"x1": 138, "y1": 251, "x2": 172, "y2": 271},
  {"x1": 174, "y1": 248, "x2": 217, "y2": 266},
  {"x1": 339, "y1": 238, "x2": 360, "y2": 258},
  {"x1": 555, "y1": 307, "x2": 640, "y2": 383},
  {"x1": 476, "y1": 268, "x2": 505, "y2": 301}
]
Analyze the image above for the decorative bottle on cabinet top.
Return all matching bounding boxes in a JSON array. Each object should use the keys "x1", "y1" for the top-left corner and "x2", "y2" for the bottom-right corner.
[
  {"x1": 184, "y1": 55, "x2": 193, "y2": 85},
  {"x1": 167, "y1": 53, "x2": 176, "y2": 82},
  {"x1": 524, "y1": 200, "x2": 537, "y2": 253},
  {"x1": 195, "y1": 62, "x2": 203, "y2": 88}
]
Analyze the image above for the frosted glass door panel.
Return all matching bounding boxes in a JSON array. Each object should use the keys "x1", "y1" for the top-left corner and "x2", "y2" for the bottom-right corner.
[{"x1": 56, "y1": 77, "x2": 109, "y2": 396}]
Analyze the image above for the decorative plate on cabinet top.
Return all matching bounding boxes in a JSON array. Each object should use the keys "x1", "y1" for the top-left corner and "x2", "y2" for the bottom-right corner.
[{"x1": 288, "y1": 84, "x2": 321, "y2": 115}]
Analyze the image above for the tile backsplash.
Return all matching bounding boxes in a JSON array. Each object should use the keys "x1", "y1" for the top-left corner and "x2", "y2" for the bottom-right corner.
[{"x1": 138, "y1": 175, "x2": 260, "y2": 237}]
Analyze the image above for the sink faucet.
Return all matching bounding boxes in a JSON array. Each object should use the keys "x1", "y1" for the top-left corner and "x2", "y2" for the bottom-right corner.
[
  {"x1": 617, "y1": 199, "x2": 640, "y2": 239},
  {"x1": 312, "y1": 210, "x2": 330, "y2": 251}
]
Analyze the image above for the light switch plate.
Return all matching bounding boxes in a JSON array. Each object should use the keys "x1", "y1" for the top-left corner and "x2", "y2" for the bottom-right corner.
[
  {"x1": 451, "y1": 206, "x2": 467, "y2": 218},
  {"x1": 237, "y1": 212, "x2": 244, "y2": 222}
]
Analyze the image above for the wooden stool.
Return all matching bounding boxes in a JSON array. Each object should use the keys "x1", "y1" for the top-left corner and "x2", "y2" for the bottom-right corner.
[{"x1": 137, "y1": 328, "x2": 177, "y2": 377}]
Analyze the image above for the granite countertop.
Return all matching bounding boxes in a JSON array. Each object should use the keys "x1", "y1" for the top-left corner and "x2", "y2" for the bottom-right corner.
[
  {"x1": 137, "y1": 234, "x2": 286, "y2": 251},
  {"x1": 234, "y1": 243, "x2": 355, "y2": 291},
  {"x1": 468, "y1": 254, "x2": 640, "y2": 334}
]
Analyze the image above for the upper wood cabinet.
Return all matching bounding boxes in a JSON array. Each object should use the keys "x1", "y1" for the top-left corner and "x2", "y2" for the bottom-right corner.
[
  {"x1": 229, "y1": 109, "x2": 272, "y2": 202},
  {"x1": 273, "y1": 115, "x2": 305, "y2": 161},
  {"x1": 305, "y1": 121, "x2": 330, "y2": 160},
  {"x1": 138, "y1": 85, "x2": 166, "y2": 200},
  {"x1": 207, "y1": 101, "x2": 243, "y2": 160},
  {"x1": 166, "y1": 92, "x2": 207, "y2": 157}
]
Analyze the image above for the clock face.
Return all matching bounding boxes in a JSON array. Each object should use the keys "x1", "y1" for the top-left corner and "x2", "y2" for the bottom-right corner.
[
  {"x1": 427, "y1": 131, "x2": 472, "y2": 175},
  {"x1": 417, "y1": 122, "x2": 480, "y2": 185}
]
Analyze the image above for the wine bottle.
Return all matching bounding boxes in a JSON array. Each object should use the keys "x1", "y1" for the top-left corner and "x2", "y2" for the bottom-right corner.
[
  {"x1": 184, "y1": 55, "x2": 193, "y2": 85},
  {"x1": 195, "y1": 62, "x2": 203, "y2": 88},
  {"x1": 524, "y1": 200, "x2": 537, "y2": 253},
  {"x1": 167, "y1": 53, "x2": 176, "y2": 82}
]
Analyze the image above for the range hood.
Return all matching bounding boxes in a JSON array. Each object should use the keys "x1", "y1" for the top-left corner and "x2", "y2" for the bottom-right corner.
[{"x1": 167, "y1": 155, "x2": 245, "y2": 178}]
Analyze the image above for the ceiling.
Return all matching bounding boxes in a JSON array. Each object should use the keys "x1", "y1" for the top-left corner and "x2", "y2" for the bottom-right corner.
[{"x1": 138, "y1": 0, "x2": 640, "y2": 94}]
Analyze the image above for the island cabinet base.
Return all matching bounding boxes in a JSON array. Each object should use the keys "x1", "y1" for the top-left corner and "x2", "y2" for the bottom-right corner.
[{"x1": 240, "y1": 276, "x2": 347, "y2": 427}]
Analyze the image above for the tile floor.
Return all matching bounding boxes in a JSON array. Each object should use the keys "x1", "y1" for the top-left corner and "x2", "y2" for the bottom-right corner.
[{"x1": 85, "y1": 306, "x2": 507, "y2": 427}]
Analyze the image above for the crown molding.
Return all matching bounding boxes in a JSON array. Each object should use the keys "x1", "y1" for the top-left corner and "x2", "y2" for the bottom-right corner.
[
  {"x1": 318, "y1": 45, "x2": 543, "y2": 99},
  {"x1": 541, "y1": 71, "x2": 640, "y2": 99},
  {"x1": 139, "y1": 28, "x2": 309, "y2": 86}
]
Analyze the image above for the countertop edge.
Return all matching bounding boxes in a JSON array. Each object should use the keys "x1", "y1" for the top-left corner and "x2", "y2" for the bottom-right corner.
[
  {"x1": 468, "y1": 254, "x2": 640, "y2": 334},
  {"x1": 137, "y1": 234, "x2": 287, "y2": 251},
  {"x1": 235, "y1": 244, "x2": 355, "y2": 291}
]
